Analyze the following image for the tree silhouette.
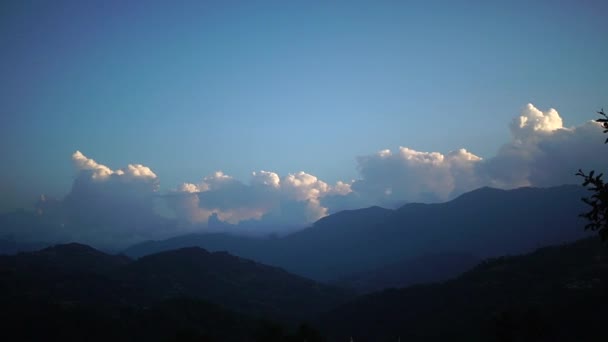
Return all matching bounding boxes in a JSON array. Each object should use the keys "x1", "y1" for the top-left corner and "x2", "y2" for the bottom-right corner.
[{"x1": 576, "y1": 109, "x2": 608, "y2": 241}]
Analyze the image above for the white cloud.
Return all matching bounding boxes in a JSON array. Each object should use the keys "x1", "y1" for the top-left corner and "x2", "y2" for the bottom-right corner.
[
  {"x1": 349, "y1": 103, "x2": 605, "y2": 204},
  {"x1": 251, "y1": 170, "x2": 281, "y2": 188},
  {"x1": 15, "y1": 151, "x2": 168, "y2": 248},
  {"x1": 5, "y1": 103, "x2": 607, "y2": 247},
  {"x1": 72, "y1": 150, "x2": 114, "y2": 180},
  {"x1": 282, "y1": 172, "x2": 329, "y2": 201},
  {"x1": 146, "y1": 103, "x2": 608, "y2": 236},
  {"x1": 510, "y1": 103, "x2": 564, "y2": 140},
  {"x1": 72, "y1": 150, "x2": 158, "y2": 184},
  {"x1": 169, "y1": 170, "x2": 351, "y2": 227},
  {"x1": 484, "y1": 104, "x2": 604, "y2": 189},
  {"x1": 352, "y1": 146, "x2": 483, "y2": 203},
  {"x1": 178, "y1": 182, "x2": 203, "y2": 193},
  {"x1": 120, "y1": 163, "x2": 158, "y2": 181},
  {"x1": 331, "y1": 181, "x2": 353, "y2": 196}
]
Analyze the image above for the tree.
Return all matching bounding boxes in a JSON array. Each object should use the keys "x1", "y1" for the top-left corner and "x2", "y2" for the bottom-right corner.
[{"x1": 576, "y1": 109, "x2": 608, "y2": 241}]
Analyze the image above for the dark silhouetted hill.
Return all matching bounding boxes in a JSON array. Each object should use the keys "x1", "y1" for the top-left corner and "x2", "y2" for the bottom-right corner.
[
  {"x1": 333, "y1": 251, "x2": 480, "y2": 293},
  {"x1": 320, "y1": 237, "x2": 608, "y2": 341},
  {"x1": 1, "y1": 294, "x2": 325, "y2": 342},
  {"x1": 0, "y1": 243, "x2": 351, "y2": 324},
  {"x1": 14, "y1": 242, "x2": 131, "y2": 273},
  {"x1": 118, "y1": 246, "x2": 352, "y2": 320}
]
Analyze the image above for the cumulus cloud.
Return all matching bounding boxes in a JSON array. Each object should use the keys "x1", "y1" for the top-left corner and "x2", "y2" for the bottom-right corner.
[
  {"x1": 168, "y1": 170, "x2": 351, "y2": 229},
  {"x1": 67, "y1": 151, "x2": 160, "y2": 215},
  {"x1": 483, "y1": 104, "x2": 604, "y2": 189},
  {"x1": 347, "y1": 103, "x2": 605, "y2": 205},
  {"x1": 251, "y1": 170, "x2": 281, "y2": 188},
  {"x1": 351, "y1": 146, "x2": 483, "y2": 203},
  {"x1": 510, "y1": 103, "x2": 564, "y2": 140},
  {"x1": 2, "y1": 152, "x2": 173, "y2": 249},
  {"x1": 64, "y1": 152, "x2": 170, "y2": 246},
  {"x1": 169, "y1": 171, "x2": 276, "y2": 225},
  {"x1": 71, "y1": 150, "x2": 158, "y2": 182},
  {"x1": 72, "y1": 150, "x2": 114, "y2": 180},
  {"x1": 2, "y1": 103, "x2": 606, "y2": 248}
]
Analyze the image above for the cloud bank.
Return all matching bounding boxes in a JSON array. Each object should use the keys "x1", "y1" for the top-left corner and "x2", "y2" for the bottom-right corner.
[
  {"x1": 8, "y1": 152, "x2": 172, "y2": 249},
  {"x1": 1, "y1": 104, "x2": 606, "y2": 248},
  {"x1": 345, "y1": 104, "x2": 605, "y2": 205},
  {"x1": 167, "y1": 170, "x2": 351, "y2": 232},
  {"x1": 160, "y1": 103, "x2": 607, "y2": 227}
]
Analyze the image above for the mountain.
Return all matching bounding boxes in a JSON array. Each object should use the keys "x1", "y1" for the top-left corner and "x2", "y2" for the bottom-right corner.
[
  {"x1": 2, "y1": 242, "x2": 132, "y2": 274},
  {"x1": 125, "y1": 231, "x2": 271, "y2": 263},
  {"x1": 320, "y1": 237, "x2": 608, "y2": 341},
  {"x1": 2, "y1": 221, "x2": 605, "y2": 340},
  {"x1": 0, "y1": 243, "x2": 352, "y2": 323},
  {"x1": 1, "y1": 295, "x2": 271, "y2": 342},
  {"x1": 125, "y1": 185, "x2": 592, "y2": 283},
  {"x1": 0, "y1": 243, "x2": 137, "y2": 307},
  {"x1": 333, "y1": 251, "x2": 480, "y2": 293},
  {"x1": 118, "y1": 247, "x2": 352, "y2": 320}
]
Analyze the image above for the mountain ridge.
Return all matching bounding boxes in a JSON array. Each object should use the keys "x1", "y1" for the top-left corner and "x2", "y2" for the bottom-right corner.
[
  {"x1": 0, "y1": 242, "x2": 352, "y2": 322},
  {"x1": 125, "y1": 184, "x2": 591, "y2": 286},
  {"x1": 320, "y1": 237, "x2": 608, "y2": 341}
]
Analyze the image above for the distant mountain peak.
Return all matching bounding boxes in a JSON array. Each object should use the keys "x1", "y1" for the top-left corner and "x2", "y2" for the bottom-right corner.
[
  {"x1": 39, "y1": 242, "x2": 108, "y2": 256},
  {"x1": 139, "y1": 246, "x2": 212, "y2": 259},
  {"x1": 314, "y1": 205, "x2": 393, "y2": 227},
  {"x1": 124, "y1": 184, "x2": 590, "y2": 284},
  {"x1": 431, "y1": 184, "x2": 584, "y2": 207}
]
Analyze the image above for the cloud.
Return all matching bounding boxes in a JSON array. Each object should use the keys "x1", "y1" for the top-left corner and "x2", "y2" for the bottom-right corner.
[
  {"x1": 71, "y1": 150, "x2": 158, "y2": 182},
  {"x1": 168, "y1": 170, "x2": 351, "y2": 229},
  {"x1": 2, "y1": 103, "x2": 606, "y2": 248},
  {"x1": 483, "y1": 105, "x2": 604, "y2": 189},
  {"x1": 169, "y1": 102, "x2": 603, "y2": 228},
  {"x1": 169, "y1": 171, "x2": 277, "y2": 225},
  {"x1": 510, "y1": 103, "x2": 564, "y2": 139},
  {"x1": 72, "y1": 150, "x2": 114, "y2": 180},
  {"x1": 347, "y1": 104, "x2": 605, "y2": 205},
  {"x1": 2, "y1": 152, "x2": 173, "y2": 249},
  {"x1": 350, "y1": 147, "x2": 483, "y2": 203},
  {"x1": 251, "y1": 170, "x2": 281, "y2": 188},
  {"x1": 66, "y1": 151, "x2": 160, "y2": 218}
]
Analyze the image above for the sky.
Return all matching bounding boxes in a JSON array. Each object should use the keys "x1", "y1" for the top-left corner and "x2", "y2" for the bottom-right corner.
[{"x1": 1, "y1": 1, "x2": 607, "y2": 245}]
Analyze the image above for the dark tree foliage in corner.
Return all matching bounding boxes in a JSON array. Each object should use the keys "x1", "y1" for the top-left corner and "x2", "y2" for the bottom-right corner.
[{"x1": 577, "y1": 109, "x2": 608, "y2": 241}]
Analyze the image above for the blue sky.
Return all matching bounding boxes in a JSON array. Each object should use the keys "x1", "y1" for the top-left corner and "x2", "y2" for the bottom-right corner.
[{"x1": 1, "y1": 0, "x2": 607, "y2": 213}]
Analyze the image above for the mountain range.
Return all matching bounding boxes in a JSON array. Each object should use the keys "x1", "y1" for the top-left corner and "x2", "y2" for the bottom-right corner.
[
  {"x1": 320, "y1": 237, "x2": 608, "y2": 341},
  {"x1": 1, "y1": 183, "x2": 604, "y2": 341},
  {"x1": 125, "y1": 185, "x2": 592, "y2": 289},
  {"x1": 2, "y1": 236, "x2": 607, "y2": 340},
  {"x1": 0, "y1": 243, "x2": 351, "y2": 324}
]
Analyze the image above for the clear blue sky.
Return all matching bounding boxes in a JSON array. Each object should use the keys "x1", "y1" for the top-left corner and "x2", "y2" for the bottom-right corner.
[{"x1": 1, "y1": 0, "x2": 607, "y2": 211}]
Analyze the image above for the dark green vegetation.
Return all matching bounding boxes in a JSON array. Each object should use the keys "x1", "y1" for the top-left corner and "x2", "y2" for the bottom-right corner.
[{"x1": 577, "y1": 109, "x2": 608, "y2": 241}]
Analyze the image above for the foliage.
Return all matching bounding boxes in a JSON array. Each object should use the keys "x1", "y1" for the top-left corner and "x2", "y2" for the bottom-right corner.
[{"x1": 577, "y1": 109, "x2": 608, "y2": 240}]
